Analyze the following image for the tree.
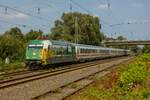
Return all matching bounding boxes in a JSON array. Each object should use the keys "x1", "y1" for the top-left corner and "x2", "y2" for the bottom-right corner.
[
  {"x1": 49, "y1": 12, "x2": 105, "y2": 45},
  {"x1": 116, "y1": 36, "x2": 127, "y2": 40},
  {"x1": 142, "y1": 45, "x2": 150, "y2": 53},
  {"x1": 0, "y1": 34, "x2": 25, "y2": 61},
  {"x1": 4, "y1": 27, "x2": 24, "y2": 40},
  {"x1": 0, "y1": 28, "x2": 44, "y2": 62},
  {"x1": 129, "y1": 45, "x2": 141, "y2": 54},
  {"x1": 0, "y1": 27, "x2": 26, "y2": 62},
  {"x1": 25, "y1": 29, "x2": 43, "y2": 42}
]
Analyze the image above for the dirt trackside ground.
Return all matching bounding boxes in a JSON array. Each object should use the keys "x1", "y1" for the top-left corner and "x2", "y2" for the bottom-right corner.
[{"x1": 65, "y1": 53, "x2": 150, "y2": 100}]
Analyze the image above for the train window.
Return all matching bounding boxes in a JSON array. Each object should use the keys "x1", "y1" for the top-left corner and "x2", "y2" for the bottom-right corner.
[
  {"x1": 84, "y1": 49, "x2": 86, "y2": 53},
  {"x1": 99, "y1": 50, "x2": 101, "y2": 53},
  {"x1": 90, "y1": 49, "x2": 91, "y2": 53},
  {"x1": 81, "y1": 48, "x2": 86, "y2": 53},
  {"x1": 48, "y1": 45, "x2": 50, "y2": 50},
  {"x1": 68, "y1": 46, "x2": 72, "y2": 53},
  {"x1": 78, "y1": 49, "x2": 80, "y2": 54},
  {"x1": 87, "y1": 49, "x2": 88, "y2": 53},
  {"x1": 28, "y1": 46, "x2": 43, "y2": 51},
  {"x1": 89, "y1": 49, "x2": 90, "y2": 53},
  {"x1": 81, "y1": 48, "x2": 84, "y2": 53},
  {"x1": 86, "y1": 49, "x2": 87, "y2": 53},
  {"x1": 79, "y1": 48, "x2": 82, "y2": 53}
]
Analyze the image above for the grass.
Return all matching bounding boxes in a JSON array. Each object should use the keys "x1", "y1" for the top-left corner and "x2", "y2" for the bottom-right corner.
[
  {"x1": 0, "y1": 61, "x2": 26, "y2": 80},
  {"x1": 73, "y1": 53, "x2": 150, "y2": 100},
  {"x1": 0, "y1": 61, "x2": 26, "y2": 72}
]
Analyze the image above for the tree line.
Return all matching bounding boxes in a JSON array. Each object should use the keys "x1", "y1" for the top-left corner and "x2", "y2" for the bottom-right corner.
[
  {"x1": 0, "y1": 27, "x2": 43, "y2": 62},
  {"x1": 0, "y1": 12, "x2": 149, "y2": 63},
  {"x1": 49, "y1": 12, "x2": 105, "y2": 45}
]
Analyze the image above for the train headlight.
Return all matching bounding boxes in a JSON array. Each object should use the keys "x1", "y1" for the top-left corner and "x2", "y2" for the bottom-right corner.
[{"x1": 33, "y1": 52, "x2": 36, "y2": 55}]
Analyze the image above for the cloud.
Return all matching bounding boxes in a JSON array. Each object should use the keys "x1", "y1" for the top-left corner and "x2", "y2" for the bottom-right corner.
[
  {"x1": 98, "y1": 4, "x2": 110, "y2": 9},
  {"x1": 0, "y1": 13, "x2": 28, "y2": 19},
  {"x1": 93, "y1": 14, "x2": 99, "y2": 17}
]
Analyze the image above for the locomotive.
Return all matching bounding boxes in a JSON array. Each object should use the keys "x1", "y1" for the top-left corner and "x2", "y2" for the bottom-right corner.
[{"x1": 25, "y1": 40, "x2": 130, "y2": 69}]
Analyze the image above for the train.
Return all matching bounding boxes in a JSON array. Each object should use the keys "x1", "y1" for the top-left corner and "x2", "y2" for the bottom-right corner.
[{"x1": 25, "y1": 40, "x2": 130, "y2": 69}]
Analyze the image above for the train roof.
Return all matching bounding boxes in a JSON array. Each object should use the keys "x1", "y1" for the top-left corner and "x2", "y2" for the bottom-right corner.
[
  {"x1": 28, "y1": 40, "x2": 129, "y2": 51},
  {"x1": 72, "y1": 43, "x2": 126, "y2": 51},
  {"x1": 50, "y1": 40, "x2": 127, "y2": 51},
  {"x1": 51, "y1": 40, "x2": 71, "y2": 46}
]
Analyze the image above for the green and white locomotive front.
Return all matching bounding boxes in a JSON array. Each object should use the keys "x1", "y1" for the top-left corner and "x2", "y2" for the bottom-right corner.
[{"x1": 25, "y1": 40, "x2": 51, "y2": 66}]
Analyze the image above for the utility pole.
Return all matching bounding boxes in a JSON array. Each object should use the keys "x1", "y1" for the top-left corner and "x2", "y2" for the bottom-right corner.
[
  {"x1": 70, "y1": 0, "x2": 72, "y2": 12},
  {"x1": 75, "y1": 16, "x2": 78, "y2": 44},
  {"x1": 5, "y1": 7, "x2": 8, "y2": 14},
  {"x1": 37, "y1": 7, "x2": 40, "y2": 14}
]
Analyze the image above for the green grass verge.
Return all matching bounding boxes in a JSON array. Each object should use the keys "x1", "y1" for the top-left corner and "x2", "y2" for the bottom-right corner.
[
  {"x1": 82, "y1": 53, "x2": 150, "y2": 100},
  {"x1": 0, "y1": 61, "x2": 26, "y2": 72}
]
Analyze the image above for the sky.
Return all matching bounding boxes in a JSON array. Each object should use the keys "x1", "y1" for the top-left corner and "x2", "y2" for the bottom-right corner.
[{"x1": 0, "y1": 0, "x2": 150, "y2": 40}]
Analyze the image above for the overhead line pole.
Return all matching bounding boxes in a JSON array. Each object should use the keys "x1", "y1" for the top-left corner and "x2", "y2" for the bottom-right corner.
[{"x1": 75, "y1": 16, "x2": 78, "y2": 44}]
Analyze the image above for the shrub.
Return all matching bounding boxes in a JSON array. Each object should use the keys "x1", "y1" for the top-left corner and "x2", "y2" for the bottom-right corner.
[
  {"x1": 118, "y1": 63, "x2": 145, "y2": 90},
  {"x1": 117, "y1": 53, "x2": 150, "y2": 90}
]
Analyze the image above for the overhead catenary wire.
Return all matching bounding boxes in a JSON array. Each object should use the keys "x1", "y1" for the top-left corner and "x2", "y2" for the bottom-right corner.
[
  {"x1": 0, "y1": 4, "x2": 53, "y2": 31},
  {"x1": 109, "y1": 20, "x2": 150, "y2": 27},
  {"x1": 70, "y1": 0, "x2": 111, "y2": 27},
  {"x1": 0, "y1": 4, "x2": 52, "y2": 23},
  {"x1": 0, "y1": 18, "x2": 51, "y2": 30},
  {"x1": 0, "y1": 18, "x2": 41, "y2": 29},
  {"x1": 70, "y1": 0, "x2": 92, "y2": 14}
]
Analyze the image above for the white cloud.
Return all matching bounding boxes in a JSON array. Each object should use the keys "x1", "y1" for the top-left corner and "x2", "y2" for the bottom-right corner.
[
  {"x1": 93, "y1": 14, "x2": 99, "y2": 17},
  {"x1": 0, "y1": 13, "x2": 28, "y2": 19},
  {"x1": 98, "y1": 4, "x2": 110, "y2": 9}
]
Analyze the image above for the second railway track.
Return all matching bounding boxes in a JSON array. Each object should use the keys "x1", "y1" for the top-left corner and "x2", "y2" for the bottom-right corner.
[
  {"x1": 0, "y1": 57, "x2": 124, "y2": 88},
  {"x1": 0, "y1": 56, "x2": 133, "y2": 100}
]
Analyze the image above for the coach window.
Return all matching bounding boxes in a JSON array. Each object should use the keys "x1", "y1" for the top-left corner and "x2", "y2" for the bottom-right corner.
[
  {"x1": 77, "y1": 49, "x2": 80, "y2": 54},
  {"x1": 82, "y1": 49, "x2": 84, "y2": 53},
  {"x1": 85, "y1": 49, "x2": 87, "y2": 53},
  {"x1": 68, "y1": 46, "x2": 72, "y2": 53},
  {"x1": 99, "y1": 50, "x2": 101, "y2": 53},
  {"x1": 95, "y1": 49, "x2": 97, "y2": 53},
  {"x1": 88, "y1": 49, "x2": 90, "y2": 53},
  {"x1": 86, "y1": 49, "x2": 88, "y2": 53},
  {"x1": 80, "y1": 48, "x2": 82, "y2": 53},
  {"x1": 89, "y1": 49, "x2": 91, "y2": 53}
]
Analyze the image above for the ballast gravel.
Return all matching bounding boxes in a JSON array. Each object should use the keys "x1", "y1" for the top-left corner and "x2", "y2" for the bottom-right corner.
[{"x1": 0, "y1": 57, "x2": 132, "y2": 100}]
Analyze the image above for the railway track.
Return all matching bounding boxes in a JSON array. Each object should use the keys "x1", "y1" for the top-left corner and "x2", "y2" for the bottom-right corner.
[
  {"x1": 0, "y1": 60, "x2": 101, "y2": 81},
  {"x1": 0, "y1": 57, "x2": 124, "y2": 88},
  {"x1": 0, "y1": 56, "x2": 132, "y2": 100},
  {"x1": 0, "y1": 70, "x2": 30, "y2": 77},
  {"x1": 0, "y1": 56, "x2": 126, "y2": 86},
  {"x1": 33, "y1": 57, "x2": 133, "y2": 100}
]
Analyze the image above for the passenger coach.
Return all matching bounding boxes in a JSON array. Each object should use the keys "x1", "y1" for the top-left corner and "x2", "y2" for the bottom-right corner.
[{"x1": 25, "y1": 40, "x2": 130, "y2": 69}]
